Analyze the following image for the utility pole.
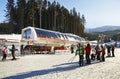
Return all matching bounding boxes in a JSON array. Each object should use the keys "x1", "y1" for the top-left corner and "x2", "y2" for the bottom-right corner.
[{"x1": 38, "y1": 0, "x2": 42, "y2": 28}]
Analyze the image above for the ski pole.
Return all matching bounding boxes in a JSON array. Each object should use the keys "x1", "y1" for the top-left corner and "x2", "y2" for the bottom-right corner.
[{"x1": 68, "y1": 55, "x2": 76, "y2": 62}]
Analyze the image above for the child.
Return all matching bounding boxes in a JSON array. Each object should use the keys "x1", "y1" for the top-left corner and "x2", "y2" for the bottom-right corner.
[
  {"x1": 91, "y1": 53, "x2": 96, "y2": 60},
  {"x1": 91, "y1": 46, "x2": 96, "y2": 60},
  {"x1": 2, "y1": 46, "x2": 7, "y2": 61}
]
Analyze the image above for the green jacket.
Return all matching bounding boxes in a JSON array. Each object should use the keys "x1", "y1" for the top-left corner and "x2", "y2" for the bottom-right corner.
[{"x1": 76, "y1": 46, "x2": 84, "y2": 56}]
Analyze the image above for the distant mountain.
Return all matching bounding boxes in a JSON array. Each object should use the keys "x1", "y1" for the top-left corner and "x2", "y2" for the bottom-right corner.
[
  {"x1": 85, "y1": 26, "x2": 120, "y2": 33},
  {"x1": 93, "y1": 29, "x2": 120, "y2": 37}
]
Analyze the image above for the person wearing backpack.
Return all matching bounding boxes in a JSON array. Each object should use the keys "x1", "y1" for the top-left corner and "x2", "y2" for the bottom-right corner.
[{"x1": 75, "y1": 43, "x2": 84, "y2": 66}]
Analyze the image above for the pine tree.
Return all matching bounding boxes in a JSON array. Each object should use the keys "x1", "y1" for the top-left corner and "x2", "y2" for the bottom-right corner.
[
  {"x1": 26, "y1": 0, "x2": 37, "y2": 27},
  {"x1": 4, "y1": 0, "x2": 85, "y2": 36},
  {"x1": 16, "y1": 0, "x2": 26, "y2": 30},
  {"x1": 5, "y1": 0, "x2": 16, "y2": 33}
]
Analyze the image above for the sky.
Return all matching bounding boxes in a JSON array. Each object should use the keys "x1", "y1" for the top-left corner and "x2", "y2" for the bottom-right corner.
[
  {"x1": 0, "y1": 0, "x2": 7, "y2": 23},
  {"x1": 0, "y1": 0, "x2": 120, "y2": 29}
]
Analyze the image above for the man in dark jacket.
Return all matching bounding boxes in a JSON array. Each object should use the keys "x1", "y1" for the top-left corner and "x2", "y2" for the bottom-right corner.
[
  {"x1": 111, "y1": 45, "x2": 115, "y2": 57},
  {"x1": 11, "y1": 44, "x2": 16, "y2": 60}
]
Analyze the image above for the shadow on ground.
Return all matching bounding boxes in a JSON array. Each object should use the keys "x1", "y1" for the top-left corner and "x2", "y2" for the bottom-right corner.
[
  {"x1": 2, "y1": 62, "x2": 79, "y2": 79},
  {"x1": 2, "y1": 59, "x2": 105, "y2": 79}
]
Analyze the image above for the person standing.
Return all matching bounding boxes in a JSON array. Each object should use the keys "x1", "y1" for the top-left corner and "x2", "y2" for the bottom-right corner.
[
  {"x1": 71, "y1": 44, "x2": 74, "y2": 54},
  {"x1": 2, "y1": 46, "x2": 7, "y2": 61},
  {"x1": 95, "y1": 45, "x2": 101, "y2": 60},
  {"x1": 107, "y1": 45, "x2": 111, "y2": 57},
  {"x1": 101, "y1": 45, "x2": 106, "y2": 61},
  {"x1": 111, "y1": 45, "x2": 115, "y2": 57},
  {"x1": 11, "y1": 44, "x2": 16, "y2": 60},
  {"x1": 85, "y1": 43, "x2": 92, "y2": 64},
  {"x1": 75, "y1": 43, "x2": 84, "y2": 66},
  {"x1": 20, "y1": 44, "x2": 24, "y2": 55}
]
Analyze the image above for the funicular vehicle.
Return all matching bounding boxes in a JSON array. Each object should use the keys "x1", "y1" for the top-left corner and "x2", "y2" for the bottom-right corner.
[{"x1": 21, "y1": 26, "x2": 85, "y2": 54}]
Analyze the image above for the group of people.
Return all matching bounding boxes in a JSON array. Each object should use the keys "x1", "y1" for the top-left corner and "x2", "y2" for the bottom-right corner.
[
  {"x1": 1, "y1": 44, "x2": 16, "y2": 61},
  {"x1": 74, "y1": 43, "x2": 115, "y2": 66},
  {"x1": 75, "y1": 43, "x2": 92, "y2": 66}
]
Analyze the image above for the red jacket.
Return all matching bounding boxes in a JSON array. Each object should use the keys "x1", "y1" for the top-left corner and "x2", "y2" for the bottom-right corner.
[
  {"x1": 2, "y1": 49, "x2": 6, "y2": 55},
  {"x1": 101, "y1": 48, "x2": 106, "y2": 54},
  {"x1": 85, "y1": 45, "x2": 91, "y2": 55}
]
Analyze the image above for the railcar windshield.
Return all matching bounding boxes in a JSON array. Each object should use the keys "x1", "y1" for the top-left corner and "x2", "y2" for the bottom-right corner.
[{"x1": 22, "y1": 29, "x2": 34, "y2": 40}]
